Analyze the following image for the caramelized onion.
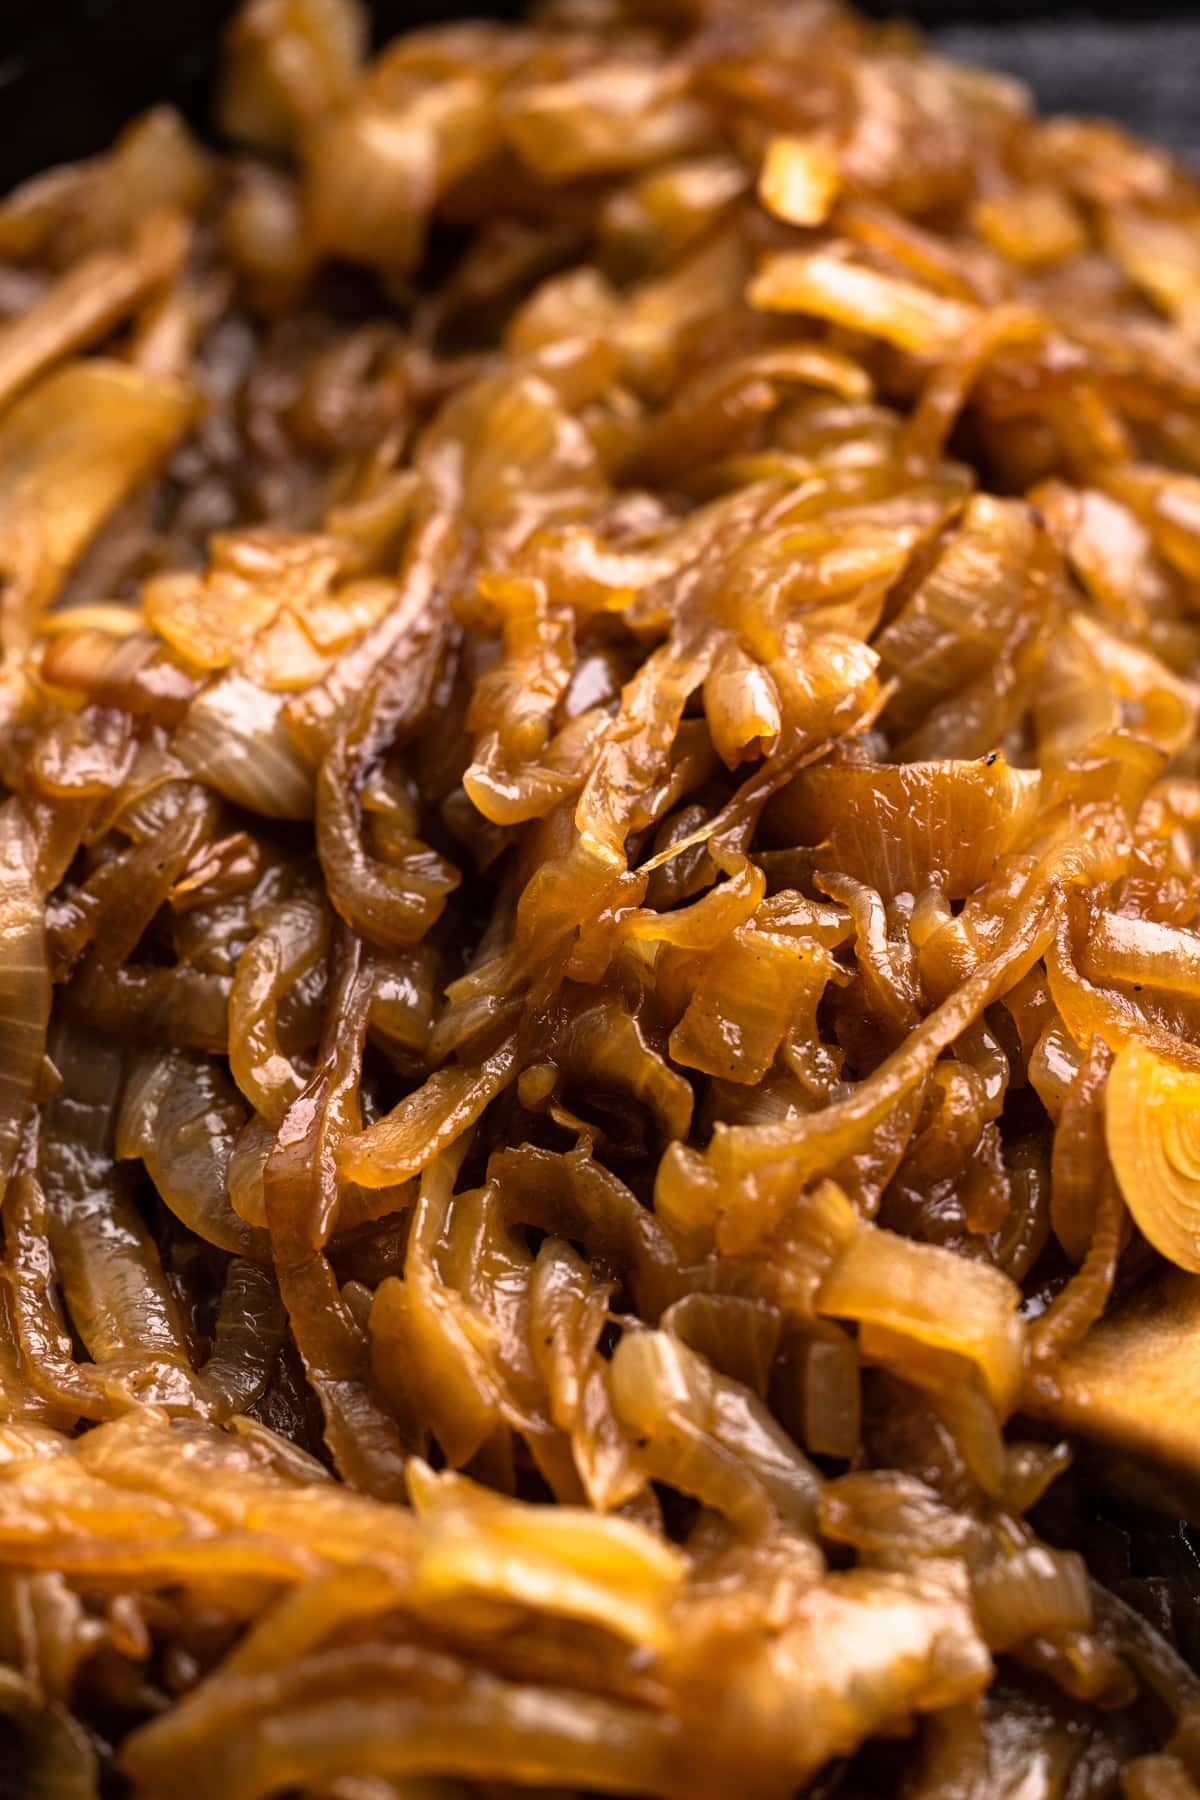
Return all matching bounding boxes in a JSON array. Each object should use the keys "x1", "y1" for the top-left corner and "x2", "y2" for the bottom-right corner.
[
  {"x1": 0, "y1": 804, "x2": 50, "y2": 1201},
  {"x1": 116, "y1": 1050, "x2": 270, "y2": 1260},
  {"x1": 229, "y1": 895, "x2": 328, "y2": 1123},
  {"x1": 1106, "y1": 1039, "x2": 1200, "y2": 1272},
  {"x1": 749, "y1": 248, "x2": 979, "y2": 355},
  {"x1": 817, "y1": 1217, "x2": 1026, "y2": 1416},
  {"x1": 407, "y1": 1456, "x2": 684, "y2": 1649},
  {"x1": 0, "y1": 0, "x2": 1198, "y2": 1791},
  {"x1": 766, "y1": 754, "x2": 1040, "y2": 902},
  {"x1": 174, "y1": 674, "x2": 316, "y2": 820},
  {"x1": 972, "y1": 1545, "x2": 1092, "y2": 1652},
  {"x1": 758, "y1": 133, "x2": 840, "y2": 229},
  {"x1": 340, "y1": 1037, "x2": 518, "y2": 1188},
  {"x1": 0, "y1": 360, "x2": 194, "y2": 649},
  {"x1": 609, "y1": 1328, "x2": 822, "y2": 1534}
]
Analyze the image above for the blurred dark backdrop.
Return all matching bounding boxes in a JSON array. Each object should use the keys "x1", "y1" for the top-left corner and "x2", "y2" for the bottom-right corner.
[{"x1": 0, "y1": 0, "x2": 1198, "y2": 184}]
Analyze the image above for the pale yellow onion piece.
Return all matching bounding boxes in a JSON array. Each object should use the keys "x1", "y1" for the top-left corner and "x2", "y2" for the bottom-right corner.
[
  {"x1": 143, "y1": 566, "x2": 281, "y2": 672},
  {"x1": 758, "y1": 134, "x2": 839, "y2": 228},
  {"x1": 801, "y1": 1338, "x2": 861, "y2": 1460},
  {"x1": 222, "y1": 163, "x2": 311, "y2": 312},
  {"x1": 198, "y1": 1564, "x2": 408, "y2": 1688},
  {"x1": 84, "y1": 106, "x2": 212, "y2": 252},
  {"x1": 748, "y1": 247, "x2": 979, "y2": 356},
  {"x1": 305, "y1": 97, "x2": 438, "y2": 277},
  {"x1": 663, "y1": 1563, "x2": 990, "y2": 1788},
  {"x1": 857, "y1": 1325, "x2": 1007, "y2": 1498},
  {"x1": 1028, "y1": 1016, "x2": 1083, "y2": 1122},
  {"x1": 609, "y1": 1328, "x2": 822, "y2": 1532},
  {"x1": 152, "y1": 526, "x2": 345, "y2": 669},
  {"x1": 1038, "y1": 486, "x2": 1158, "y2": 634},
  {"x1": 970, "y1": 1545, "x2": 1092, "y2": 1652},
  {"x1": 710, "y1": 818, "x2": 1124, "y2": 1221},
  {"x1": 1032, "y1": 609, "x2": 1124, "y2": 765},
  {"x1": 0, "y1": 213, "x2": 184, "y2": 418},
  {"x1": 406, "y1": 1458, "x2": 684, "y2": 1650},
  {"x1": 1044, "y1": 914, "x2": 1200, "y2": 1075},
  {"x1": 229, "y1": 897, "x2": 328, "y2": 1124},
  {"x1": 629, "y1": 220, "x2": 752, "y2": 394},
  {"x1": 556, "y1": 998, "x2": 693, "y2": 1140},
  {"x1": 0, "y1": 1423, "x2": 67, "y2": 1466},
  {"x1": 173, "y1": 673, "x2": 315, "y2": 821},
  {"x1": 1106, "y1": 1039, "x2": 1200, "y2": 1272},
  {"x1": 123, "y1": 1659, "x2": 696, "y2": 1800},
  {"x1": 116, "y1": 1050, "x2": 270, "y2": 1262},
  {"x1": 1097, "y1": 465, "x2": 1200, "y2": 584},
  {"x1": 816, "y1": 1223, "x2": 1026, "y2": 1417},
  {"x1": 228, "y1": 1115, "x2": 274, "y2": 1230},
  {"x1": 623, "y1": 859, "x2": 765, "y2": 951},
  {"x1": 661, "y1": 1291, "x2": 781, "y2": 1399},
  {"x1": 0, "y1": 359, "x2": 195, "y2": 648},
  {"x1": 599, "y1": 153, "x2": 750, "y2": 268}
]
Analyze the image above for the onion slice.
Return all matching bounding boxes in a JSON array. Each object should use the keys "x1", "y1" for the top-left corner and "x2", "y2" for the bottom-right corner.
[
  {"x1": 116, "y1": 1051, "x2": 270, "y2": 1261},
  {"x1": 0, "y1": 359, "x2": 195, "y2": 649},
  {"x1": 816, "y1": 1219, "x2": 1026, "y2": 1417},
  {"x1": 0, "y1": 802, "x2": 49, "y2": 1202},
  {"x1": 1106, "y1": 1037, "x2": 1200, "y2": 1272}
]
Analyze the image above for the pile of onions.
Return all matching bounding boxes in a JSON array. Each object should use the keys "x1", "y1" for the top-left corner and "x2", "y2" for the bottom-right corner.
[{"x1": 1, "y1": 0, "x2": 1200, "y2": 1793}]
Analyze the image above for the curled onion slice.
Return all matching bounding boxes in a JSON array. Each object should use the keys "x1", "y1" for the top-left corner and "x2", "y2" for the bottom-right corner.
[
  {"x1": 406, "y1": 1457, "x2": 684, "y2": 1650},
  {"x1": 1106, "y1": 1037, "x2": 1200, "y2": 1272},
  {"x1": 748, "y1": 247, "x2": 979, "y2": 355},
  {"x1": 340, "y1": 1036, "x2": 519, "y2": 1189},
  {"x1": 971, "y1": 1544, "x2": 1092, "y2": 1651},
  {"x1": 609, "y1": 1328, "x2": 822, "y2": 1534},
  {"x1": 816, "y1": 1218, "x2": 1026, "y2": 1417},
  {"x1": 116, "y1": 1051, "x2": 270, "y2": 1261}
]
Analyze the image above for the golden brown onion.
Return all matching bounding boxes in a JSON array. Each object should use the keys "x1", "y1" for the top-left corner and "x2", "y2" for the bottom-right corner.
[
  {"x1": 0, "y1": 0, "x2": 1197, "y2": 1791},
  {"x1": 765, "y1": 753, "x2": 1040, "y2": 902}
]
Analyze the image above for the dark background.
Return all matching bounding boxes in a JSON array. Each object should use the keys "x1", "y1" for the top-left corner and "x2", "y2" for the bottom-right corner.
[{"x1": 0, "y1": 0, "x2": 1198, "y2": 184}]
